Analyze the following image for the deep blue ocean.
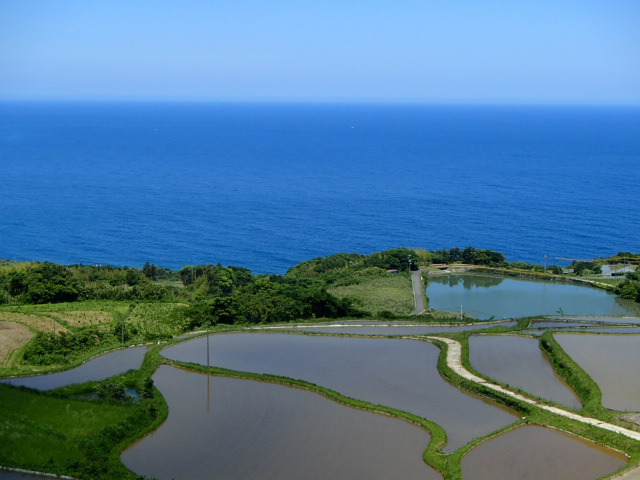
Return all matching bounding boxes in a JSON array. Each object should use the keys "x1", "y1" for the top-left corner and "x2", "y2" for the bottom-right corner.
[{"x1": 1, "y1": 102, "x2": 638, "y2": 274}]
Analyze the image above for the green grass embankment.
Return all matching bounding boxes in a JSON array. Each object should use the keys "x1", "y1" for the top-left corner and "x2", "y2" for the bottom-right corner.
[
  {"x1": 165, "y1": 354, "x2": 460, "y2": 479},
  {"x1": 0, "y1": 344, "x2": 168, "y2": 480},
  {"x1": 428, "y1": 333, "x2": 640, "y2": 473},
  {"x1": 539, "y1": 331, "x2": 603, "y2": 413}
]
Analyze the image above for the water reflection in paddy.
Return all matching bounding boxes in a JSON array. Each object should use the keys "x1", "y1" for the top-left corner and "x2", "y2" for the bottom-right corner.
[
  {"x1": 469, "y1": 335, "x2": 581, "y2": 409},
  {"x1": 0, "y1": 345, "x2": 149, "y2": 390},
  {"x1": 530, "y1": 321, "x2": 602, "y2": 329},
  {"x1": 0, "y1": 472, "x2": 54, "y2": 480},
  {"x1": 162, "y1": 334, "x2": 518, "y2": 451},
  {"x1": 575, "y1": 327, "x2": 640, "y2": 334},
  {"x1": 523, "y1": 326, "x2": 640, "y2": 336},
  {"x1": 267, "y1": 321, "x2": 516, "y2": 335},
  {"x1": 462, "y1": 425, "x2": 627, "y2": 480},
  {"x1": 121, "y1": 365, "x2": 440, "y2": 480},
  {"x1": 427, "y1": 274, "x2": 635, "y2": 319},
  {"x1": 558, "y1": 315, "x2": 640, "y2": 324},
  {"x1": 555, "y1": 334, "x2": 640, "y2": 411}
]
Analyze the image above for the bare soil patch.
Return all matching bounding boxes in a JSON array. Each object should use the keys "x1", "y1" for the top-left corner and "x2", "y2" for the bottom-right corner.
[
  {"x1": 0, "y1": 321, "x2": 34, "y2": 365},
  {"x1": 0, "y1": 312, "x2": 68, "y2": 334}
]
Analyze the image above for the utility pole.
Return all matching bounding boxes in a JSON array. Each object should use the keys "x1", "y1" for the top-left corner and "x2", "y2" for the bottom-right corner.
[{"x1": 206, "y1": 332, "x2": 211, "y2": 413}]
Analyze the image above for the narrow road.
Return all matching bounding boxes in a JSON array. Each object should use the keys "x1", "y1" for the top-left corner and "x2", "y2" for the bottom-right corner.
[{"x1": 411, "y1": 268, "x2": 429, "y2": 315}]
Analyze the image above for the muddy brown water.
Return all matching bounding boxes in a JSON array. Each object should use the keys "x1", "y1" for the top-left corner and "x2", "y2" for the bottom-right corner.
[
  {"x1": 555, "y1": 334, "x2": 640, "y2": 411},
  {"x1": 0, "y1": 345, "x2": 149, "y2": 390},
  {"x1": 121, "y1": 365, "x2": 440, "y2": 480},
  {"x1": 469, "y1": 335, "x2": 581, "y2": 409},
  {"x1": 268, "y1": 321, "x2": 517, "y2": 335},
  {"x1": 162, "y1": 333, "x2": 518, "y2": 451},
  {"x1": 462, "y1": 424, "x2": 628, "y2": 480}
]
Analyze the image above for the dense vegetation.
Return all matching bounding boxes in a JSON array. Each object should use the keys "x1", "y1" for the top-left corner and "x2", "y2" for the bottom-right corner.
[
  {"x1": 1, "y1": 247, "x2": 638, "y2": 370},
  {"x1": 0, "y1": 350, "x2": 166, "y2": 480},
  {"x1": 0, "y1": 260, "x2": 360, "y2": 321},
  {"x1": 430, "y1": 247, "x2": 506, "y2": 266},
  {"x1": 616, "y1": 270, "x2": 640, "y2": 302},
  {"x1": 1, "y1": 249, "x2": 640, "y2": 479}
]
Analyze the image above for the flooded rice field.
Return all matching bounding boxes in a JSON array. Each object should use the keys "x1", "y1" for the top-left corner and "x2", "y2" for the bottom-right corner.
[
  {"x1": 523, "y1": 326, "x2": 640, "y2": 336},
  {"x1": 121, "y1": 365, "x2": 440, "y2": 480},
  {"x1": 162, "y1": 333, "x2": 518, "y2": 451},
  {"x1": 462, "y1": 425, "x2": 627, "y2": 480},
  {"x1": 266, "y1": 320, "x2": 516, "y2": 335},
  {"x1": 427, "y1": 274, "x2": 636, "y2": 319},
  {"x1": 552, "y1": 315, "x2": 640, "y2": 324},
  {"x1": 468, "y1": 335, "x2": 581, "y2": 408},
  {"x1": 555, "y1": 334, "x2": 640, "y2": 412},
  {"x1": 574, "y1": 327, "x2": 640, "y2": 334},
  {"x1": 0, "y1": 345, "x2": 149, "y2": 390},
  {"x1": 0, "y1": 472, "x2": 54, "y2": 480},
  {"x1": 529, "y1": 320, "x2": 605, "y2": 329}
]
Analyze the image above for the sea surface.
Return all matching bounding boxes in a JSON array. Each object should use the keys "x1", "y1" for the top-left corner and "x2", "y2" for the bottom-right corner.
[{"x1": 1, "y1": 102, "x2": 638, "y2": 274}]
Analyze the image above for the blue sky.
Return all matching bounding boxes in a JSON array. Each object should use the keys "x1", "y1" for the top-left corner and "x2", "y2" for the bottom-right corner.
[{"x1": 1, "y1": 1, "x2": 639, "y2": 104}]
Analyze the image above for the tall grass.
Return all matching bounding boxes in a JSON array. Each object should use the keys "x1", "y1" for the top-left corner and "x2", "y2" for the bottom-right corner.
[{"x1": 329, "y1": 273, "x2": 414, "y2": 316}]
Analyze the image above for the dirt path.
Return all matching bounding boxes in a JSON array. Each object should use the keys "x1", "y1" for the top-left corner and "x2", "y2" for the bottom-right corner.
[
  {"x1": 432, "y1": 336, "x2": 640, "y2": 442},
  {"x1": 431, "y1": 336, "x2": 640, "y2": 477},
  {"x1": 0, "y1": 321, "x2": 34, "y2": 365},
  {"x1": 610, "y1": 468, "x2": 640, "y2": 479}
]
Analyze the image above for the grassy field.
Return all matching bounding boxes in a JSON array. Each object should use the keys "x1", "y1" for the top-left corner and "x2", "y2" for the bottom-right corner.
[
  {"x1": 0, "y1": 301, "x2": 188, "y2": 378},
  {"x1": 0, "y1": 384, "x2": 135, "y2": 476},
  {"x1": 0, "y1": 343, "x2": 169, "y2": 480},
  {"x1": 328, "y1": 273, "x2": 414, "y2": 316}
]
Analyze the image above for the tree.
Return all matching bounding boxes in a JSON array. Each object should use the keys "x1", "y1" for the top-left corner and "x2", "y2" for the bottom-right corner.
[
  {"x1": 364, "y1": 248, "x2": 418, "y2": 271},
  {"x1": 21, "y1": 262, "x2": 80, "y2": 304},
  {"x1": 142, "y1": 262, "x2": 159, "y2": 281}
]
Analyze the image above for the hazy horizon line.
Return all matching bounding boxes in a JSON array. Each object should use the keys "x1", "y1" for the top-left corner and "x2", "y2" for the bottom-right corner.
[{"x1": 2, "y1": 98, "x2": 640, "y2": 108}]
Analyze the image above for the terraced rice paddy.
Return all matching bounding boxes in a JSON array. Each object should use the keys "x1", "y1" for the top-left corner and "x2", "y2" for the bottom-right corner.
[
  {"x1": 1, "y1": 345, "x2": 149, "y2": 390},
  {"x1": 267, "y1": 321, "x2": 516, "y2": 335},
  {"x1": 555, "y1": 334, "x2": 640, "y2": 412},
  {"x1": 121, "y1": 366, "x2": 440, "y2": 480},
  {"x1": 462, "y1": 425, "x2": 627, "y2": 480},
  {"x1": 0, "y1": 322, "x2": 33, "y2": 366},
  {"x1": 0, "y1": 312, "x2": 67, "y2": 334},
  {"x1": 468, "y1": 335, "x2": 581, "y2": 408},
  {"x1": 162, "y1": 333, "x2": 518, "y2": 451}
]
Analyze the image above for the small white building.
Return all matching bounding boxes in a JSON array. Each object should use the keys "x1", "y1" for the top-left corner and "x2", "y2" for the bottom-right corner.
[{"x1": 601, "y1": 265, "x2": 637, "y2": 277}]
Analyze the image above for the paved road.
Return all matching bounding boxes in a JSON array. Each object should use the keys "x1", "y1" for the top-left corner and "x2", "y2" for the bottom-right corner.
[{"x1": 411, "y1": 268, "x2": 429, "y2": 315}]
